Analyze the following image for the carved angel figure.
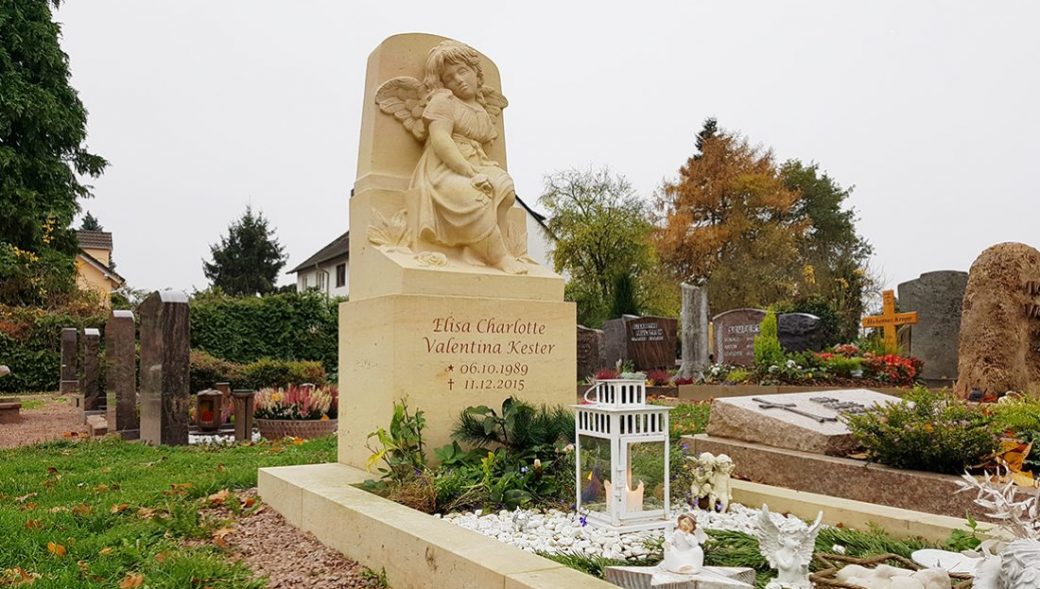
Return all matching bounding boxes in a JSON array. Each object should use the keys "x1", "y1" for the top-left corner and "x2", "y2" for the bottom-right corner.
[
  {"x1": 374, "y1": 40, "x2": 527, "y2": 274},
  {"x1": 660, "y1": 513, "x2": 707, "y2": 574},
  {"x1": 756, "y1": 505, "x2": 823, "y2": 589}
]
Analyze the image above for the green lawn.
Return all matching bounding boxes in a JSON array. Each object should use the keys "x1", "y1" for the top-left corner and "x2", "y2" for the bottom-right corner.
[{"x1": 0, "y1": 436, "x2": 336, "y2": 588}]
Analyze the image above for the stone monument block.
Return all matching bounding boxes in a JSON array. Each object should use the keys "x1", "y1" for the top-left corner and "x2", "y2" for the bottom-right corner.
[
  {"x1": 59, "y1": 327, "x2": 78, "y2": 394},
  {"x1": 706, "y1": 389, "x2": 901, "y2": 456},
  {"x1": 777, "y1": 312, "x2": 823, "y2": 353},
  {"x1": 577, "y1": 325, "x2": 604, "y2": 380},
  {"x1": 339, "y1": 34, "x2": 575, "y2": 468},
  {"x1": 105, "y1": 310, "x2": 138, "y2": 438},
  {"x1": 81, "y1": 328, "x2": 102, "y2": 411},
  {"x1": 956, "y1": 243, "x2": 1040, "y2": 398},
  {"x1": 625, "y1": 316, "x2": 677, "y2": 371},
  {"x1": 678, "y1": 283, "x2": 709, "y2": 379},
  {"x1": 712, "y1": 308, "x2": 766, "y2": 366},
  {"x1": 898, "y1": 270, "x2": 969, "y2": 384},
  {"x1": 139, "y1": 291, "x2": 191, "y2": 445}
]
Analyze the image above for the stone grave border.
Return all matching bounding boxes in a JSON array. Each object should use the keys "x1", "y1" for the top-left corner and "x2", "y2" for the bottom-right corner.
[
  {"x1": 258, "y1": 462, "x2": 987, "y2": 589},
  {"x1": 690, "y1": 434, "x2": 1031, "y2": 521}
]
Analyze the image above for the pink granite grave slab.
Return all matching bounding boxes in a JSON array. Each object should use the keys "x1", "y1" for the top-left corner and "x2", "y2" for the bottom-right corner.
[{"x1": 705, "y1": 389, "x2": 900, "y2": 456}]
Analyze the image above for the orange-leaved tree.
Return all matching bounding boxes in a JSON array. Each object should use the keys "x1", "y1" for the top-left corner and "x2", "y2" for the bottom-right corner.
[{"x1": 655, "y1": 119, "x2": 808, "y2": 311}]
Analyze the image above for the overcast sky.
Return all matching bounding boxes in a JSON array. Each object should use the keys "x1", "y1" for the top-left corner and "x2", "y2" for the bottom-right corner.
[{"x1": 55, "y1": 1, "x2": 1039, "y2": 295}]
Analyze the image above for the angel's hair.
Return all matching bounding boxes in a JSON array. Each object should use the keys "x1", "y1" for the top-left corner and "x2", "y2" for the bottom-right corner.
[
  {"x1": 424, "y1": 40, "x2": 485, "y2": 101},
  {"x1": 677, "y1": 513, "x2": 697, "y2": 531}
]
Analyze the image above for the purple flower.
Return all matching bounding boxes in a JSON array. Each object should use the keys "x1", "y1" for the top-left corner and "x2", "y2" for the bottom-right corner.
[
  {"x1": 579, "y1": 514, "x2": 588, "y2": 527},
  {"x1": 520, "y1": 466, "x2": 529, "y2": 474}
]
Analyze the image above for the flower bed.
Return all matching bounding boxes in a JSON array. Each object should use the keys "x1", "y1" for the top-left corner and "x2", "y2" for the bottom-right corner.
[{"x1": 254, "y1": 384, "x2": 338, "y2": 440}]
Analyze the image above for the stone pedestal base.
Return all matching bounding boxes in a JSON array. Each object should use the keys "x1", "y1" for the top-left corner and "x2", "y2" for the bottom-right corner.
[
  {"x1": 604, "y1": 565, "x2": 755, "y2": 589},
  {"x1": 338, "y1": 293, "x2": 575, "y2": 468}
]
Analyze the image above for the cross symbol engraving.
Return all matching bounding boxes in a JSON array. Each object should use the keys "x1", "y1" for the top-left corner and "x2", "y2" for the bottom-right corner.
[
  {"x1": 447, "y1": 378, "x2": 454, "y2": 390},
  {"x1": 861, "y1": 290, "x2": 918, "y2": 353}
]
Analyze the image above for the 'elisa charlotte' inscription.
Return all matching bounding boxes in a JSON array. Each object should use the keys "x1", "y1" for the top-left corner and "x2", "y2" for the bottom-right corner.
[
  {"x1": 422, "y1": 315, "x2": 558, "y2": 393},
  {"x1": 422, "y1": 316, "x2": 557, "y2": 355}
]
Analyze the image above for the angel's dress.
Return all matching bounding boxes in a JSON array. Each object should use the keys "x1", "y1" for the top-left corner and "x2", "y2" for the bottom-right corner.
[
  {"x1": 660, "y1": 529, "x2": 705, "y2": 574},
  {"x1": 411, "y1": 89, "x2": 515, "y2": 248}
]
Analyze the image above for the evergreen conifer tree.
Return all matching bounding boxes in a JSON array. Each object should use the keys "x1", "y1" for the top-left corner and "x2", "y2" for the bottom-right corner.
[{"x1": 203, "y1": 207, "x2": 287, "y2": 296}]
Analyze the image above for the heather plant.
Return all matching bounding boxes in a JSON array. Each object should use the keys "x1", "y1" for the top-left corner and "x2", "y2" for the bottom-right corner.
[
  {"x1": 253, "y1": 384, "x2": 337, "y2": 420},
  {"x1": 845, "y1": 387, "x2": 1001, "y2": 474}
]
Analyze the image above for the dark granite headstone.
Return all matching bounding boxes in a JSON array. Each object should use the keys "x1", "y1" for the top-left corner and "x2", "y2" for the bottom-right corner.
[
  {"x1": 576, "y1": 325, "x2": 604, "y2": 380},
  {"x1": 59, "y1": 328, "x2": 78, "y2": 394},
  {"x1": 602, "y1": 314, "x2": 638, "y2": 370},
  {"x1": 712, "y1": 308, "x2": 766, "y2": 366},
  {"x1": 106, "y1": 310, "x2": 139, "y2": 438},
  {"x1": 81, "y1": 328, "x2": 102, "y2": 411},
  {"x1": 777, "y1": 313, "x2": 823, "y2": 353},
  {"x1": 139, "y1": 291, "x2": 190, "y2": 445},
  {"x1": 625, "y1": 316, "x2": 678, "y2": 371},
  {"x1": 232, "y1": 389, "x2": 256, "y2": 442},
  {"x1": 898, "y1": 271, "x2": 969, "y2": 383}
]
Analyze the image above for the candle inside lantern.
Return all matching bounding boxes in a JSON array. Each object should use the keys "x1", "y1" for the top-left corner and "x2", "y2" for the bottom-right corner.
[{"x1": 604, "y1": 479, "x2": 644, "y2": 514}]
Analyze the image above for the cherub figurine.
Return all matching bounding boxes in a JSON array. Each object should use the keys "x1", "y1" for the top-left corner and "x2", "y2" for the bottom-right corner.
[
  {"x1": 756, "y1": 504, "x2": 822, "y2": 589},
  {"x1": 660, "y1": 513, "x2": 707, "y2": 574},
  {"x1": 374, "y1": 40, "x2": 528, "y2": 274}
]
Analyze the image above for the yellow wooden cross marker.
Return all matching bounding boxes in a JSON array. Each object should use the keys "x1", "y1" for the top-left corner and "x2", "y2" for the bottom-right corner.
[{"x1": 861, "y1": 290, "x2": 918, "y2": 353}]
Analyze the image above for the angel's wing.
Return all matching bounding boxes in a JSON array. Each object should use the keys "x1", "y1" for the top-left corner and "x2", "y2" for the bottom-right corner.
[
  {"x1": 755, "y1": 504, "x2": 783, "y2": 568},
  {"x1": 481, "y1": 86, "x2": 509, "y2": 124},
  {"x1": 795, "y1": 511, "x2": 824, "y2": 564},
  {"x1": 374, "y1": 77, "x2": 428, "y2": 141}
]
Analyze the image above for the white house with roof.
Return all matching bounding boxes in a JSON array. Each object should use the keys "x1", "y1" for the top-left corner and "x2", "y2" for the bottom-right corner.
[{"x1": 288, "y1": 196, "x2": 553, "y2": 297}]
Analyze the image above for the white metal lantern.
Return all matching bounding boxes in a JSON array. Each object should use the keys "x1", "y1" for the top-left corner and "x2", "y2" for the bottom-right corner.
[{"x1": 574, "y1": 379, "x2": 672, "y2": 532}]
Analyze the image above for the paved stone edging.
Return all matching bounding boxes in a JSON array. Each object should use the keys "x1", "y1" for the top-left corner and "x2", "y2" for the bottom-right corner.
[{"x1": 258, "y1": 462, "x2": 618, "y2": 589}]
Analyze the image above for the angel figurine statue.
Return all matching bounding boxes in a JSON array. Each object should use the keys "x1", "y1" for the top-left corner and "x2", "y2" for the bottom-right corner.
[
  {"x1": 756, "y1": 504, "x2": 823, "y2": 589},
  {"x1": 660, "y1": 513, "x2": 707, "y2": 574},
  {"x1": 374, "y1": 40, "x2": 528, "y2": 274}
]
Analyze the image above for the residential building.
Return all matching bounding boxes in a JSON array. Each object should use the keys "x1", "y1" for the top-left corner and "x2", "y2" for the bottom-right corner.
[{"x1": 75, "y1": 230, "x2": 125, "y2": 305}]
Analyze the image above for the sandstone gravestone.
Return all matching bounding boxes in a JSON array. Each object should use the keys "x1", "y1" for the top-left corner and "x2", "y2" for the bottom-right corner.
[
  {"x1": 81, "y1": 328, "x2": 102, "y2": 411},
  {"x1": 706, "y1": 389, "x2": 901, "y2": 456},
  {"x1": 339, "y1": 34, "x2": 575, "y2": 467},
  {"x1": 602, "y1": 315, "x2": 638, "y2": 370},
  {"x1": 106, "y1": 310, "x2": 138, "y2": 438},
  {"x1": 139, "y1": 291, "x2": 191, "y2": 445},
  {"x1": 898, "y1": 271, "x2": 968, "y2": 384},
  {"x1": 777, "y1": 312, "x2": 823, "y2": 353},
  {"x1": 956, "y1": 243, "x2": 1040, "y2": 398},
  {"x1": 625, "y1": 316, "x2": 677, "y2": 371},
  {"x1": 678, "y1": 283, "x2": 709, "y2": 379},
  {"x1": 712, "y1": 308, "x2": 766, "y2": 366},
  {"x1": 59, "y1": 327, "x2": 78, "y2": 394},
  {"x1": 576, "y1": 325, "x2": 604, "y2": 380}
]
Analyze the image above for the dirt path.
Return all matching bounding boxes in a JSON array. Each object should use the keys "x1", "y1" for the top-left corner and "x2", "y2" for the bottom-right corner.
[{"x1": 0, "y1": 394, "x2": 89, "y2": 449}]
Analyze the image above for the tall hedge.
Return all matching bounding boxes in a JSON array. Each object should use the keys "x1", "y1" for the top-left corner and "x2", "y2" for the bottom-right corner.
[
  {"x1": 0, "y1": 302, "x2": 107, "y2": 393},
  {"x1": 189, "y1": 290, "x2": 341, "y2": 372}
]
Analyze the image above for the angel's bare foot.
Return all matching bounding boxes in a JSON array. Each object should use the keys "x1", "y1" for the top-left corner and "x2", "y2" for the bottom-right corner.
[{"x1": 494, "y1": 256, "x2": 528, "y2": 275}]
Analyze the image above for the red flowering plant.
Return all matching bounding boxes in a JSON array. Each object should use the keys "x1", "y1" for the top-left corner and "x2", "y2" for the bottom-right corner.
[
  {"x1": 594, "y1": 368, "x2": 620, "y2": 380},
  {"x1": 254, "y1": 384, "x2": 338, "y2": 420},
  {"x1": 646, "y1": 369, "x2": 673, "y2": 387},
  {"x1": 862, "y1": 354, "x2": 923, "y2": 386}
]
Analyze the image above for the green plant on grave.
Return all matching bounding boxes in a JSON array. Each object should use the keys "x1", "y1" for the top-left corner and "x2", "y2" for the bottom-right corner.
[
  {"x1": 845, "y1": 387, "x2": 1001, "y2": 474},
  {"x1": 365, "y1": 399, "x2": 427, "y2": 483},
  {"x1": 753, "y1": 309, "x2": 784, "y2": 369},
  {"x1": 724, "y1": 368, "x2": 751, "y2": 384},
  {"x1": 451, "y1": 397, "x2": 574, "y2": 460}
]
